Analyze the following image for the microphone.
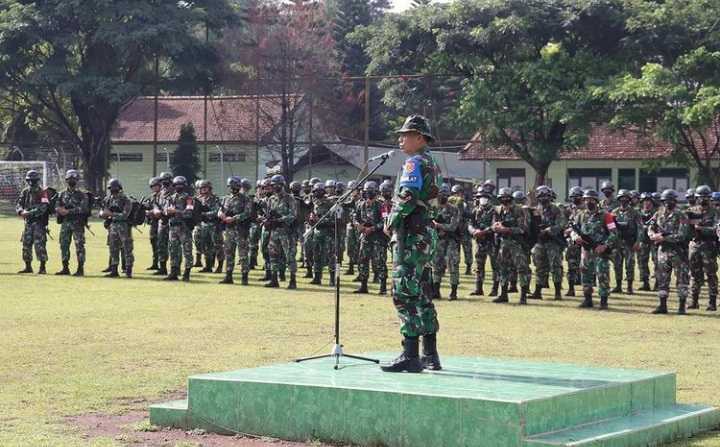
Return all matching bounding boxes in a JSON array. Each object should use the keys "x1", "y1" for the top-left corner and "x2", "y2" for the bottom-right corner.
[{"x1": 368, "y1": 150, "x2": 395, "y2": 163}]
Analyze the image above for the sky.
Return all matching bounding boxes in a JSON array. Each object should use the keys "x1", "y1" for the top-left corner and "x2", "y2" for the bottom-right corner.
[{"x1": 391, "y1": 0, "x2": 414, "y2": 11}]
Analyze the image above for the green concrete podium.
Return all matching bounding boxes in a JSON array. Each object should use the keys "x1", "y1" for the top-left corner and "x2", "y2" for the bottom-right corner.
[{"x1": 150, "y1": 355, "x2": 719, "y2": 446}]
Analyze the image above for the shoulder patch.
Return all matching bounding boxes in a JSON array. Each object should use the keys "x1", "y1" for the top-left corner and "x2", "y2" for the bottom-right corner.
[
  {"x1": 400, "y1": 155, "x2": 423, "y2": 190},
  {"x1": 604, "y1": 212, "x2": 616, "y2": 230}
]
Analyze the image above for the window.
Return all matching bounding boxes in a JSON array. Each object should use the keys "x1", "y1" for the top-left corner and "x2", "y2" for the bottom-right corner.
[
  {"x1": 209, "y1": 151, "x2": 246, "y2": 163},
  {"x1": 618, "y1": 169, "x2": 636, "y2": 191},
  {"x1": 497, "y1": 168, "x2": 526, "y2": 192},
  {"x1": 567, "y1": 169, "x2": 611, "y2": 197},
  {"x1": 110, "y1": 153, "x2": 143, "y2": 162},
  {"x1": 639, "y1": 168, "x2": 689, "y2": 198},
  {"x1": 157, "y1": 152, "x2": 173, "y2": 163}
]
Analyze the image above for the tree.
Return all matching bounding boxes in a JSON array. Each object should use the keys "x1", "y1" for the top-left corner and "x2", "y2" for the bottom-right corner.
[
  {"x1": 0, "y1": 0, "x2": 238, "y2": 192},
  {"x1": 357, "y1": 0, "x2": 630, "y2": 185},
  {"x1": 171, "y1": 123, "x2": 202, "y2": 187}
]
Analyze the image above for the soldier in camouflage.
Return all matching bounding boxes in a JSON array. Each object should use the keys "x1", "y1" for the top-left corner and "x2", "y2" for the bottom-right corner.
[
  {"x1": 54, "y1": 169, "x2": 90, "y2": 276},
  {"x1": 164, "y1": 176, "x2": 195, "y2": 282},
  {"x1": 684, "y1": 189, "x2": 696, "y2": 210},
  {"x1": 530, "y1": 185, "x2": 567, "y2": 300},
  {"x1": 432, "y1": 184, "x2": 461, "y2": 300},
  {"x1": 195, "y1": 180, "x2": 225, "y2": 273},
  {"x1": 218, "y1": 176, "x2": 252, "y2": 285},
  {"x1": 600, "y1": 181, "x2": 619, "y2": 211},
  {"x1": 99, "y1": 178, "x2": 134, "y2": 278},
  {"x1": 248, "y1": 179, "x2": 263, "y2": 271},
  {"x1": 570, "y1": 189, "x2": 618, "y2": 309},
  {"x1": 637, "y1": 193, "x2": 658, "y2": 291},
  {"x1": 263, "y1": 175, "x2": 298, "y2": 289},
  {"x1": 353, "y1": 181, "x2": 389, "y2": 296},
  {"x1": 648, "y1": 189, "x2": 690, "y2": 314},
  {"x1": 687, "y1": 185, "x2": 718, "y2": 311},
  {"x1": 449, "y1": 184, "x2": 473, "y2": 276},
  {"x1": 309, "y1": 182, "x2": 337, "y2": 287},
  {"x1": 343, "y1": 181, "x2": 361, "y2": 276},
  {"x1": 154, "y1": 172, "x2": 174, "y2": 276},
  {"x1": 563, "y1": 187, "x2": 584, "y2": 296},
  {"x1": 335, "y1": 181, "x2": 348, "y2": 266},
  {"x1": 468, "y1": 187, "x2": 497, "y2": 296},
  {"x1": 143, "y1": 177, "x2": 163, "y2": 271},
  {"x1": 491, "y1": 187, "x2": 530, "y2": 304},
  {"x1": 381, "y1": 115, "x2": 440, "y2": 373},
  {"x1": 16, "y1": 170, "x2": 50, "y2": 274},
  {"x1": 611, "y1": 189, "x2": 643, "y2": 294}
]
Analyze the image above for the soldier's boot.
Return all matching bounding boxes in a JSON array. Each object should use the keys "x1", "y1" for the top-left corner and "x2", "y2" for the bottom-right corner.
[
  {"x1": 379, "y1": 279, "x2": 387, "y2": 296},
  {"x1": 372, "y1": 271, "x2": 379, "y2": 284},
  {"x1": 489, "y1": 281, "x2": 499, "y2": 297},
  {"x1": 465, "y1": 265, "x2": 472, "y2": 276},
  {"x1": 611, "y1": 280, "x2": 622, "y2": 294},
  {"x1": 652, "y1": 280, "x2": 658, "y2": 291},
  {"x1": 519, "y1": 286, "x2": 528, "y2": 305},
  {"x1": 530, "y1": 284, "x2": 543, "y2": 300},
  {"x1": 492, "y1": 285, "x2": 509, "y2": 303},
  {"x1": 678, "y1": 298, "x2": 687, "y2": 315},
  {"x1": 153, "y1": 262, "x2": 167, "y2": 276},
  {"x1": 164, "y1": 267, "x2": 180, "y2": 281},
  {"x1": 304, "y1": 266, "x2": 313, "y2": 278},
  {"x1": 279, "y1": 269, "x2": 286, "y2": 282},
  {"x1": 380, "y1": 336, "x2": 424, "y2": 373},
  {"x1": 579, "y1": 289, "x2": 594, "y2": 308},
  {"x1": 102, "y1": 256, "x2": 112, "y2": 273},
  {"x1": 639, "y1": 279, "x2": 650, "y2": 291},
  {"x1": 200, "y1": 256, "x2": 214, "y2": 273},
  {"x1": 421, "y1": 333, "x2": 442, "y2": 371},
  {"x1": 345, "y1": 264, "x2": 355, "y2": 276},
  {"x1": 261, "y1": 268, "x2": 271, "y2": 282},
  {"x1": 432, "y1": 282, "x2": 441, "y2": 300},
  {"x1": 182, "y1": 268, "x2": 191, "y2": 282},
  {"x1": 287, "y1": 273, "x2": 297, "y2": 290},
  {"x1": 554, "y1": 281, "x2": 562, "y2": 300},
  {"x1": 470, "y1": 278, "x2": 484, "y2": 296},
  {"x1": 353, "y1": 280, "x2": 369, "y2": 294},
  {"x1": 38, "y1": 261, "x2": 46, "y2": 274},
  {"x1": 509, "y1": 281, "x2": 518, "y2": 293},
  {"x1": 329, "y1": 271, "x2": 336, "y2": 287},
  {"x1": 193, "y1": 254, "x2": 203, "y2": 267},
  {"x1": 73, "y1": 263, "x2": 84, "y2": 277},
  {"x1": 565, "y1": 279, "x2": 576, "y2": 297},
  {"x1": 55, "y1": 261, "x2": 71, "y2": 275},
  {"x1": 599, "y1": 295, "x2": 609, "y2": 310},
  {"x1": 214, "y1": 259, "x2": 224, "y2": 274},
  {"x1": 105, "y1": 265, "x2": 119, "y2": 278},
  {"x1": 688, "y1": 292, "x2": 700, "y2": 309},
  {"x1": 249, "y1": 254, "x2": 256, "y2": 270},
  {"x1": 219, "y1": 272, "x2": 234, "y2": 284},
  {"x1": 626, "y1": 280, "x2": 634, "y2": 295},
  {"x1": 147, "y1": 257, "x2": 159, "y2": 271},
  {"x1": 706, "y1": 296, "x2": 717, "y2": 312},
  {"x1": 264, "y1": 271, "x2": 280, "y2": 288},
  {"x1": 449, "y1": 284, "x2": 458, "y2": 301},
  {"x1": 18, "y1": 261, "x2": 33, "y2": 274},
  {"x1": 652, "y1": 296, "x2": 668, "y2": 314},
  {"x1": 310, "y1": 270, "x2": 322, "y2": 285},
  {"x1": 241, "y1": 272, "x2": 249, "y2": 286}
]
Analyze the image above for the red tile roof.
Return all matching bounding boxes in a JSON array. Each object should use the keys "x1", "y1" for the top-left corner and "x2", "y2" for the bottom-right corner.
[
  {"x1": 461, "y1": 125, "x2": 676, "y2": 160},
  {"x1": 111, "y1": 95, "x2": 302, "y2": 144}
]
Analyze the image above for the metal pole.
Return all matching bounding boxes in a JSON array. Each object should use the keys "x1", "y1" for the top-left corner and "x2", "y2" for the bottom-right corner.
[
  {"x1": 162, "y1": 147, "x2": 170, "y2": 172},
  {"x1": 363, "y1": 76, "x2": 370, "y2": 175},
  {"x1": 308, "y1": 93, "x2": 313, "y2": 178},
  {"x1": 153, "y1": 56, "x2": 159, "y2": 177},
  {"x1": 255, "y1": 77, "x2": 261, "y2": 183},
  {"x1": 217, "y1": 145, "x2": 224, "y2": 184}
]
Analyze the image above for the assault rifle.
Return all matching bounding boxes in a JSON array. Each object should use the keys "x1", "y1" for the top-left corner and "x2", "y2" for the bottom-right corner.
[
  {"x1": 686, "y1": 210, "x2": 717, "y2": 243},
  {"x1": 571, "y1": 223, "x2": 600, "y2": 250},
  {"x1": 537, "y1": 223, "x2": 567, "y2": 247}
]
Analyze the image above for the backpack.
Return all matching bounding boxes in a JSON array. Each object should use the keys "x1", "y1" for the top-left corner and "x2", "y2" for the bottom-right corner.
[{"x1": 128, "y1": 198, "x2": 147, "y2": 226}]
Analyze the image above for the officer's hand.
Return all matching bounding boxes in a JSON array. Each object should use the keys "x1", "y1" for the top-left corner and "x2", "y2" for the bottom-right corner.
[
  {"x1": 20, "y1": 210, "x2": 30, "y2": 218},
  {"x1": 166, "y1": 208, "x2": 176, "y2": 216},
  {"x1": 574, "y1": 237, "x2": 586, "y2": 246},
  {"x1": 594, "y1": 244, "x2": 607, "y2": 254},
  {"x1": 650, "y1": 233, "x2": 664, "y2": 243}
]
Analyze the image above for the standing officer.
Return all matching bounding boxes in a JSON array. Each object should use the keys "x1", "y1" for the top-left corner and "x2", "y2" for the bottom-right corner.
[
  {"x1": 55, "y1": 169, "x2": 90, "y2": 276},
  {"x1": 218, "y1": 176, "x2": 252, "y2": 285},
  {"x1": 164, "y1": 176, "x2": 195, "y2": 282},
  {"x1": 143, "y1": 177, "x2": 163, "y2": 271},
  {"x1": 353, "y1": 181, "x2": 389, "y2": 295},
  {"x1": 637, "y1": 193, "x2": 658, "y2": 291},
  {"x1": 564, "y1": 186, "x2": 584, "y2": 296},
  {"x1": 570, "y1": 189, "x2": 618, "y2": 309},
  {"x1": 530, "y1": 185, "x2": 567, "y2": 300},
  {"x1": 16, "y1": 170, "x2": 50, "y2": 274},
  {"x1": 685, "y1": 188, "x2": 696, "y2": 209},
  {"x1": 99, "y1": 178, "x2": 134, "y2": 278},
  {"x1": 432, "y1": 184, "x2": 461, "y2": 300},
  {"x1": 381, "y1": 115, "x2": 441, "y2": 373},
  {"x1": 491, "y1": 187, "x2": 530, "y2": 304},
  {"x1": 600, "y1": 181, "x2": 619, "y2": 211},
  {"x1": 154, "y1": 172, "x2": 174, "y2": 276},
  {"x1": 195, "y1": 180, "x2": 224, "y2": 273},
  {"x1": 687, "y1": 185, "x2": 718, "y2": 311},
  {"x1": 612, "y1": 189, "x2": 643, "y2": 294},
  {"x1": 468, "y1": 187, "x2": 497, "y2": 296},
  {"x1": 344, "y1": 180, "x2": 361, "y2": 276},
  {"x1": 449, "y1": 184, "x2": 473, "y2": 276},
  {"x1": 648, "y1": 189, "x2": 690, "y2": 314},
  {"x1": 264, "y1": 175, "x2": 298, "y2": 289},
  {"x1": 309, "y1": 182, "x2": 336, "y2": 287}
]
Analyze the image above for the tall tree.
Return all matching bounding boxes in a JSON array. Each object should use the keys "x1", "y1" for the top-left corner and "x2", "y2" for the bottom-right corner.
[
  {"x1": 0, "y1": 0, "x2": 238, "y2": 192},
  {"x1": 171, "y1": 123, "x2": 202, "y2": 187}
]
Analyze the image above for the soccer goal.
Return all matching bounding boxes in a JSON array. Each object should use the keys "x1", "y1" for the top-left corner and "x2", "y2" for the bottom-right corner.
[{"x1": 0, "y1": 160, "x2": 63, "y2": 202}]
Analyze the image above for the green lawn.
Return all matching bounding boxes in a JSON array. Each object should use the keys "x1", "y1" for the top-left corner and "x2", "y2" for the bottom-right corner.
[{"x1": 1, "y1": 215, "x2": 719, "y2": 446}]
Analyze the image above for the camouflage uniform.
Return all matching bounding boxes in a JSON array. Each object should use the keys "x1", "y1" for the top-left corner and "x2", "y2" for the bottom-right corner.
[
  {"x1": 492, "y1": 201, "x2": 531, "y2": 301},
  {"x1": 432, "y1": 198, "x2": 461, "y2": 296},
  {"x1": 143, "y1": 186, "x2": 163, "y2": 269},
  {"x1": 531, "y1": 198, "x2": 567, "y2": 299},
  {"x1": 449, "y1": 194, "x2": 472, "y2": 274},
  {"x1": 220, "y1": 191, "x2": 252, "y2": 277},
  {"x1": 266, "y1": 189, "x2": 298, "y2": 277},
  {"x1": 686, "y1": 203, "x2": 718, "y2": 310},
  {"x1": 565, "y1": 201, "x2": 585, "y2": 296},
  {"x1": 156, "y1": 186, "x2": 173, "y2": 271},
  {"x1": 354, "y1": 196, "x2": 389, "y2": 292},
  {"x1": 165, "y1": 191, "x2": 195, "y2": 275},
  {"x1": 311, "y1": 194, "x2": 337, "y2": 283},
  {"x1": 468, "y1": 194, "x2": 497, "y2": 295},
  {"x1": 195, "y1": 192, "x2": 225, "y2": 269},
  {"x1": 638, "y1": 206, "x2": 658, "y2": 289},
  {"x1": 611, "y1": 203, "x2": 642, "y2": 292},
  {"x1": 16, "y1": 184, "x2": 50, "y2": 265},
  {"x1": 648, "y1": 202, "x2": 690, "y2": 314},
  {"x1": 101, "y1": 191, "x2": 134, "y2": 272},
  {"x1": 343, "y1": 192, "x2": 360, "y2": 275},
  {"x1": 56, "y1": 188, "x2": 90, "y2": 267}
]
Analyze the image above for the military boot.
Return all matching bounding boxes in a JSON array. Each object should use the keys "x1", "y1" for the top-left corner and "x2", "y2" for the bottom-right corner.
[
  {"x1": 182, "y1": 268, "x2": 191, "y2": 282},
  {"x1": 219, "y1": 272, "x2": 234, "y2": 284},
  {"x1": 241, "y1": 272, "x2": 249, "y2": 286},
  {"x1": 329, "y1": 271, "x2": 336, "y2": 287},
  {"x1": 508, "y1": 281, "x2": 518, "y2": 293},
  {"x1": 489, "y1": 281, "x2": 499, "y2": 297},
  {"x1": 304, "y1": 266, "x2": 313, "y2": 278},
  {"x1": 18, "y1": 261, "x2": 33, "y2": 274},
  {"x1": 353, "y1": 280, "x2": 369, "y2": 294},
  {"x1": 265, "y1": 271, "x2": 279, "y2": 288},
  {"x1": 626, "y1": 280, "x2": 634, "y2": 295},
  {"x1": 249, "y1": 255, "x2": 257, "y2": 270},
  {"x1": 465, "y1": 265, "x2": 472, "y2": 276},
  {"x1": 432, "y1": 282, "x2": 441, "y2": 299},
  {"x1": 678, "y1": 298, "x2": 687, "y2": 315},
  {"x1": 345, "y1": 264, "x2": 355, "y2": 276},
  {"x1": 380, "y1": 337, "x2": 424, "y2": 373},
  {"x1": 154, "y1": 262, "x2": 167, "y2": 276},
  {"x1": 261, "y1": 268, "x2": 271, "y2": 282},
  {"x1": 565, "y1": 278, "x2": 576, "y2": 297},
  {"x1": 493, "y1": 284, "x2": 509, "y2": 303},
  {"x1": 519, "y1": 286, "x2": 528, "y2": 305},
  {"x1": 470, "y1": 278, "x2": 484, "y2": 296},
  {"x1": 193, "y1": 253, "x2": 203, "y2": 267},
  {"x1": 310, "y1": 270, "x2": 322, "y2": 285},
  {"x1": 105, "y1": 265, "x2": 119, "y2": 278},
  {"x1": 379, "y1": 279, "x2": 387, "y2": 296},
  {"x1": 652, "y1": 295, "x2": 668, "y2": 314},
  {"x1": 55, "y1": 261, "x2": 70, "y2": 275},
  {"x1": 579, "y1": 289, "x2": 594, "y2": 308},
  {"x1": 279, "y1": 269, "x2": 286, "y2": 282},
  {"x1": 372, "y1": 271, "x2": 379, "y2": 284},
  {"x1": 707, "y1": 296, "x2": 717, "y2": 312},
  {"x1": 554, "y1": 281, "x2": 562, "y2": 300},
  {"x1": 421, "y1": 333, "x2": 442, "y2": 371},
  {"x1": 448, "y1": 284, "x2": 458, "y2": 301},
  {"x1": 287, "y1": 273, "x2": 297, "y2": 290},
  {"x1": 102, "y1": 256, "x2": 112, "y2": 273},
  {"x1": 214, "y1": 259, "x2": 224, "y2": 274},
  {"x1": 639, "y1": 279, "x2": 650, "y2": 291},
  {"x1": 611, "y1": 280, "x2": 622, "y2": 294},
  {"x1": 147, "y1": 257, "x2": 159, "y2": 271},
  {"x1": 599, "y1": 295, "x2": 609, "y2": 310},
  {"x1": 164, "y1": 267, "x2": 179, "y2": 281},
  {"x1": 530, "y1": 284, "x2": 543, "y2": 300},
  {"x1": 200, "y1": 256, "x2": 214, "y2": 273},
  {"x1": 688, "y1": 291, "x2": 700, "y2": 309},
  {"x1": 652, "y1": 280, "x2": 658, "y2": 291},
  {"x1": 38, "y1": 261, "x2": 46, "y2": 274},
  {"x1": 73, "y1": 262, "x2": 84, "y2": 277},
  {"x1": 125, "y1": 265, "x2": 133, "y2": 278}
]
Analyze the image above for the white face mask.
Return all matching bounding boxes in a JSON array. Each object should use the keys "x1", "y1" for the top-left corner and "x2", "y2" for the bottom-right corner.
[{"x1": 479, "y1": 197, "x2": 489, "y2": 206}]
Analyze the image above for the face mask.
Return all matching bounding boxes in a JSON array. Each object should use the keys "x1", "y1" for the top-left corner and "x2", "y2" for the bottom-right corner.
[
  {"x1": 501, "y1": 198, "x2": 512, "y2": 206},
  {"x1": 539, "y1": 197, "x2": 550, "y2": 205},
  {"x1": 701, "y1": 198, "x2": 710, "y2": 207},
  {"x1": 665, "y1": 202, "x2": 676, "y2": 210},
  {"x1": 479, "y1": 197, "x2": 489, "y2": 206},
  {"x1": 620, "y1": 199, "x2": 630, "y2": 207},
  {"x1": 573, "y1": 198, "x2": 582, "y2": 206},
  {"x1": 67, "y1": 180, "x2": 77, "y2": 187},
  {"x1": 439, "y1": 196, "x2": 448, "y2": 204},
  {"x1": 587, "y1": 201, "x2": 597, "y2": 211}
]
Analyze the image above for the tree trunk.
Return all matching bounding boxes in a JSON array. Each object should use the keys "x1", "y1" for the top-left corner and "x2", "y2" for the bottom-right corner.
[{"x1": 697, "y1": 162, "x2": 718, "y2": 190}]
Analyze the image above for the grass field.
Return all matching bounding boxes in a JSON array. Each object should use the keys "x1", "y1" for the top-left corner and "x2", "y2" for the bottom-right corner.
[{"x1": 1, "y1": 214, "x2": 720, "y2": 447}]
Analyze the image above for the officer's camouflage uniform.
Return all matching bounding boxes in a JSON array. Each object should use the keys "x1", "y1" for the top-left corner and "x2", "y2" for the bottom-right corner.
[
  {"x1": 267, "y1": 190, "x2": 298, "y2": 275},
  {"x1": 612, "y1": 204, "x2": 642, "y2": 290},
  {"x1": 165, "y1": 192, "x2": 195, "y2": 271},
  {"x1": 221, "y1": 191, "x2": 252, "y2": 274},
  {"x1": 143, "y1": 188, "x2": 162, "y2": 268},
  {"x1": 531, "y1": 200, "x2": 567, "y2": 294},
  {"x1": 565, "y1": 202, "x2": 585, "y2": 292},
  {"x1": 638, "y1": 204, "x2": 658, "y2": 288},
  {"x1": 573, "y1": 206, "x2": 619, "y2": 307},
  {"x1": 493, "y1": 203, "x2": 530, "y2": 292},
  {"x1": 432, "y1": 200, "x2": 461, "y2": 288},
  {"x1": 157, "y1": 186, "x2": 173, "y2": 267},
  {"x1": 449, "y1": 195, "x2": 472, "y2": 274},
  {"x1": 344, "y1": 194, "x2": 360, "y2": 272},
  {"x1": 16, "y1": 185, "x2": 50, "y2": 263},
  {"x1": 102, "y1": 192, "x2": 134, "y2": 269},
  {"x1": 57, "y1": 188, "x2": 89, "y2": 266},
  {"x1": 311, "y1": 194, "x2": 337, "y2": 279},
  {"x1": 648, "y1": 205, "x2": 690, "y2": 313},
  {"x1": 196, "y1": 193, "x2": 225, "y2": 268},
  {"x1": 468, "y1": 196, "x2": 497, "y2": 293},
  {"x1": 355, "y1": 198, "x2": 389, "y2": 285},
  {"x1": 687, "y1": 203, "x2": 718, "y2": 309}
]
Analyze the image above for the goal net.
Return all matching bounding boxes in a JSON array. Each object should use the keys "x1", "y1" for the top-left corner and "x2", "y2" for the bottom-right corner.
[{"x1": 0, "y1": 161, "x2": 64, "y2": 202}]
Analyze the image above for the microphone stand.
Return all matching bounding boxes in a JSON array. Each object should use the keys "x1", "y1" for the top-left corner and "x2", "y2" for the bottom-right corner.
[{"x1": 295, "y1": 153, "x2": 394, "y2": 369}]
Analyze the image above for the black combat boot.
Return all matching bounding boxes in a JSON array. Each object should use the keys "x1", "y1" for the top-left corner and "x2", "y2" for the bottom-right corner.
[
  {"x1": 519, "y1": 286, "x2": 528, "y2": 305},
  {"x1": 465, "y1": 265, "x2": 472, "y2": 276},
  {"x1": 493, "y1": 284, "x2": 509, "y2": 303},
  {"x1": 626, "y1": 280, "x2": 634, "y2": 295},
  {"x1": 125, "y1": 265, "x2": 133, "y2": 278},
  {"x1": 164, "y1": 267, "x2": 180, "y2": 281},
  {"x1": 304, "y1": 266, "x2": 313, "y2": 278},
  {"x1": 579, "y1": 289, "x2": 594, "y2": 308},
  {"x1": 379, "y1": 279, "x2": 387, "y2": 296},
  {"x1": 599, "y1": 295, "x2": 609, "y2": 310},
  {"x1": 214, "y1": 259, "x2": 224, "y2": 274},
  {"x1": 310, "y1": 270, "x2": 322, "y2": 285},
  {"x1": 219, "y1": 271, "x2": 234, "y2": 284},
  {"x1": 678, "y1": 298, "x2": 687, "y2": 315},
  {"x1": 249, "y1": 254, "x2": 257, "y2": 270},
  {"x1": 530, "y1": 284, "x2": 543, "y2": 300},
  {"x1": 688, "y1": 292, "x2": 700, "y2": 309},
  {"x1": 105, "y1": 265, "x2": 119, "y2": 278},
  {"x1": 421, "y1": 333, "x2": 442, "y2": 371},
  {"x1": 329, "y1": 271, "x2": 336, "y2": 287},
  {"x1": 241, "y1": 272, "x2": 249, "y2": 286},
  {"x1": 56, "y1": 261, "x2": 70, "y2": 275},
  {"x1": 200, "y1": 256, "x2": 214, "y2": 273},
  {"x1": 707, "y1": 296, "x2": 717, "y2": 311},
  {"x1": 193, "y1": 254, "x2": 202, "y2": 267},
  {"x1": 154, "y1": 262, "x2": 167, "y2": 276},
  {"x1": 147, "y1": 257, "x2": 159, "y2": 271},
  {"x1": 38, "y1": 261, "x2": 46, "y2": 274},
  {"x1": 354, "y1": 280, "x2": 369, "y2": 294},
  {"x1": 372, "y1": 271, "x2": 379, "y2": 284},
  {"x1": 470, "y1": 278, "x2": 484, "y2": 296},
  {"x1": 639, "y1": 279, "x2": 651, "y2": 291},
  {"x1": 182, "y1": 268, "x2": 191, "y2": 282},
  {"x1": 345, "y1": 264, "x2": 355, "y2": 276},
  {"x1": 565, "y1": 278, "x2": 575, "y2": 297},
  {"x1": 261, "y1": 268, "x2": 271, "y2": 282},
  {"x1": 18, "y1": 261, "x2": 33, "y2": 274},
  {"x1": 279, "y1": 269, "x2": 286, "y2": 282},
  {"x1": 265, "y1": 271, "x2": 279, "y2": 288},
  {"x1": 432, "y1": 282, "x2": 441, "y2": 300},
  {"x1": 554, "y1": 281, "x2": 562, "y2": 300},
  {"x1": 449, "y1": 284, "x2": 458, "y2": 301},
  {"x1": 380, "y1": 337, "x2": 424, "y2": 373},
  {"x1": 652, "y1": 295, "x2": 668, "y2": 314},
  {"x1": 508, "y1": 281, "x2": 518, "y2": 293},
  {"x1": 287, "y1": 273, "x2": 297, "y2": 290},
  {"x1": 611, "y1": 280, "x2": 622, "y2": 294},
  {"x1": 102, "y1": 255, "x2": 112, "y2": 273},
  {"x1": 489, "y1": 281, "x2": 499, "y2": 297},
  {"x1": 73, "y1": 262, "x2": 84, "y2": 277}
]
